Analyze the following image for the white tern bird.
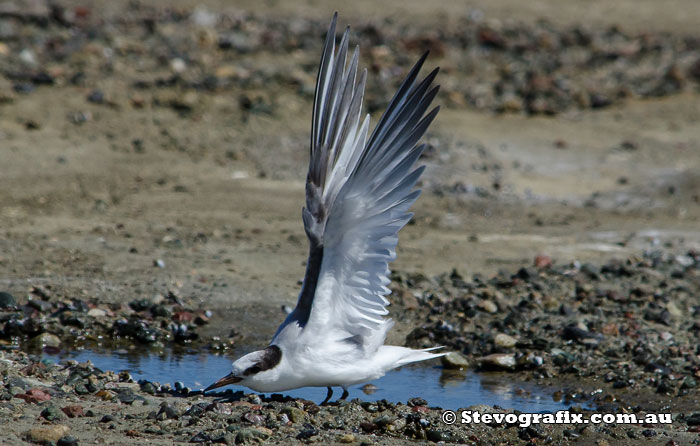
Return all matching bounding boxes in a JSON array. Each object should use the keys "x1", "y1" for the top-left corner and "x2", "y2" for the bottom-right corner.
[{"x1": 206, "y1": 13, "x2": 443, "y2": 404}]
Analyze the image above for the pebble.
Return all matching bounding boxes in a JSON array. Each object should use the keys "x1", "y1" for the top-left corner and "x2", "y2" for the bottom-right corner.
[
  {"x1": 494, "y1": 333, "x2": 518, "y2": 348},
  {"x1": 87, "y1": 308, "x2": 107, "y2": 317},
  {"x1": 235, "y1": 427, "x2": 272, "y2": 444},
  {"x1": 337, "y1": 433, "x2": 355, "y2": 443},
  {"x1": 534, "y1": 254, "x2": 552, "y2": 268},
  {"x1": 478, "y1": 353, "x2": 516, "y2": 370},
  {"x1": 441, "y1": 352, "x2": 469, "y2": 369},
  {"x1": 30, "y1": 332, "x2": 61, "y2": 348},
  {"x1": 170, "y1": 58, "x2": 186, "y2": 73},
  {"x1": 16, "y1": 389, "x2": 51, "y2": 403},
  {"x1": 361, "y1": 383, "x2": 378, "y2": 394},
  {"x1": 296, "y1": 428, "x2": 318, "y2": 440},
  {"x1": 190, "y1": 431, "x2": 211, "y2": 443},
  {"x1": 156, "y1": 402, "x2": 179, "y2": 420},
  {"x1": 41, "y1": 405, "x2": 65, "y2": 421},
  {"x1": 242, "y1": 412, "x2": 264, "y2": 425},
  {"x1": 18, "y1": 48, "x2": 37, "y2": 66},
  {"x1": 426, "y1": 430, "x2": 450, "y2": 442},
  {"x1": 0, "y1": 291, "x2": 16, "y2": 308},
  {"x1": 140, "y1": 381, "x2": 157, "y2": 394},
  {"x1": 95, "y1": 389, "x2": 115, "y2": 400},
  {"x1": 280, "y1": 406, "x2": 304, "y2": 423},
  {"x1": 117, "y1": 389, "x2": 137, "y2": 404},
  {"x1": 23, "y1": 425, "x2": 70, "y2": 445},
  {"x1": 687, "y1": 413, "x2": 700, "y2": 426},
  {"x1": 666, "y1": 302, "x2": 682, "y2": 317},
  {"x1": 61, "y1": 405, "x2": 85, "y2": 418},
  {"x1": 57, "y1": 436, "x2": 79, "y2": 446},
  {"x1": 478, "y1": 300, "x2": 498, "y2": 313},
  {"x1": 100, "y1": 414, "x2": 115, "y2": 423}
]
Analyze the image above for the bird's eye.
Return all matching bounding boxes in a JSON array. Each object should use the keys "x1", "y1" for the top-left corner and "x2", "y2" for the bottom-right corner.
[{"x1": 244, "y1": 365, "x2": 261, "y2": 376}]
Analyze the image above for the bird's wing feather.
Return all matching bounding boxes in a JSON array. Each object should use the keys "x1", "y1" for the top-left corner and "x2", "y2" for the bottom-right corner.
[{"x1": 282, "y1": 14, "x2": 439, "y2": 348}]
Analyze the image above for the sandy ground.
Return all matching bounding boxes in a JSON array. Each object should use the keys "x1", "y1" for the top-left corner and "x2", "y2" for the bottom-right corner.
[{"x1": 1, "y1": 0, "x2": 700, "y2": 444}]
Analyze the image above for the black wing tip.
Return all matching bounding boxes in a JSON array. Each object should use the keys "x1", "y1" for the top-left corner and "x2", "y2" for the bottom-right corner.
[
  {"x1": 417, "y1": 50, "x2": 430, "y2": 65},
  {"x1": 326, "y1": 12, "x2": 338, "y2": 38}
]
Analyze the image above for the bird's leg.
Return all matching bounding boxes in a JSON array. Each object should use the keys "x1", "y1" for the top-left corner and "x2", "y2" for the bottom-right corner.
[
  {"x1": 339, "y1": 388, "x2": 349, "y2": 401},
  {"x1": 321, "y1": 387, "x2": 333, "y2": 405}
]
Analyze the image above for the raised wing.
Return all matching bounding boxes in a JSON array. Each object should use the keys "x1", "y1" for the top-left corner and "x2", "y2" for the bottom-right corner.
[{"x1": 287, "y1": 14, "x2": 439, "y2": 347}]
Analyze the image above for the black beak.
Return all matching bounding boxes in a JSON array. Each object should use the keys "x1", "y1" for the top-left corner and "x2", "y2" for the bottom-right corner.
[{"x1": 204, "y1": 373, "x2": 242, "y2": 392}]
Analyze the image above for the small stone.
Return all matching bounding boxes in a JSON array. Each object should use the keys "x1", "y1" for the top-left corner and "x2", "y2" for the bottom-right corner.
[
  {"x1": 675, "y1": 255, "x2": 695, "y2": 267},
  {"x1": 16, "y1": 389, "x2": 51, "y2": 403},
  {"x1": 140, "y1": 381, "x2": 157, "y2": 394},
  {"x1": 666, "y1": 302, "x2": 682, "y2": 318},
  {"x1": 426, "y1": 430, "x2": 450, "y2": 442},
  {"x1": 478, "y1": 300, "x2": 498, "y2": 313},
  {"x1": 57, "y1": 436, "x2": 79, "y2": 446},
  {"x1": 247, "y1": 394, "x2": 262, "y2": 405},
  {"x1": 157, "y1": 402, "x2": 178, "y2": 419},
  {"x1": 118, "y1": 390, "x2": 137, "y2": 404},
  {"x1": 441, "y1": 352, "x2": 469, "y2": 369},
  {"x1": 550, "y1": 348, "x2": 575, "y2": 365},
  {"x1": 407, "y1": 397, "x2": 428, "y2": 407},
  {"x1": 494, "y1": 333, "x2": 518, "y2": 348},
  {"x1": 563, "y1": 429, "x2": 580, "y2": 438},
  {"x1": 296, "y1": 428, "x2": 318, "y2": 440},
  {"x1": 534, "y1": 254, "x2": 552, "y2": 268},
  {"x1": 478, "y1": 353, "x2": 516, "y2": 370},
  {"x1": 242, "y1": 412, "x2": 264, "y2": 425},
  {"x1": 31, "y1": 332, "x2": 61, "y2": 348},
  {"x1": 61, "y1": 405, "x2": 85, "y2": 418},
  {"x1": 562, "y1": 324, "x2": 602, "y2": 345},
  {"x1": 687, "y1": 413, "x2": 700, "y2": 426},
  {"x1": 373, "y1": 414, "x2": 396, "y2": 427},
  {"x1": 87, "y1": 89, "x2": 104, "y2": 104},
  {"x1": 153, "y1": 259, "x2": 165, "y2": 268},
  {"x1": 87, "y1": 308, "x2": 107, "y2": 317},
  {"x1": 100, "y1": 414, "x2": 115, "y2": 423},
  {"x1": 361, "y1": 383, "x2": 377, "y2": 394},
  {"x1": 170, "y1": 58, "x2": 186, "y2": 73},
  {"x1": 19, "y1": 48, "x2": 37, "y2": 66},
  {"x1": 0, "y1": 291, "x2": 16, "y2": 308},
  {"x1": 360, "y1": 422, "x2": 377, "y2": 432},
  {"x1": 95, "y1": 389, "x2": 115, "y2": 400},
  {"x1": 190, "y1": 431, "x2": 211, "y2": 443},
  {"x1": 23, "y1": 425, "x2": 70, "y2": 445},
  {"x1": 682, "y1": 377, "x2": 697, "y2": 389},
  {"x1": 338, "y1": 433, "x2": 355, "y2": 443},
  {"x1": 235, "y1": 427, "x2": 272, "y2": 444},
  {"x1": 280, "y1": 406, "x2": 304, "y2": 423},
  {"x1": 41, "y1": 405, "x2": 65, "y2": 421}
]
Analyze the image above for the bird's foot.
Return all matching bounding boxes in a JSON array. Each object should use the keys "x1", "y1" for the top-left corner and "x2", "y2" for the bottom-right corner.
[{"x1": 339, "y1": 388, "x2": 349, "y2": 401}]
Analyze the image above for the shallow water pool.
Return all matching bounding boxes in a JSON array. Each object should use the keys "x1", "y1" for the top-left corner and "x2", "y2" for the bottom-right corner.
[{"x1": 43, "y1": 348, "x2": 580, "y2": 412}]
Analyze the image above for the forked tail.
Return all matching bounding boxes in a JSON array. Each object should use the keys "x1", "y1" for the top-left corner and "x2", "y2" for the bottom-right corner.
[{"x1": 377, "y1": 345, "x2": 446, "y2": 371}]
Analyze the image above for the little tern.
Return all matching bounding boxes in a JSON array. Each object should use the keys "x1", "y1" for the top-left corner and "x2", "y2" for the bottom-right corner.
[{"x1": 206, "y1": 13, "x2": 443, "y2": 404}]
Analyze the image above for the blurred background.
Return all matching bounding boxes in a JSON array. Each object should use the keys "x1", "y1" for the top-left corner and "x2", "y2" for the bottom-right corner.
[{"x1": 1, "y1": 0, "x2": 699, "y2": 318}]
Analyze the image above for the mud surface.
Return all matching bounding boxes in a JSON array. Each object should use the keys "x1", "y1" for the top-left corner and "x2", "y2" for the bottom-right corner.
[{"x1": 1, "y1": 0, "x2": 700, "y2": 444}]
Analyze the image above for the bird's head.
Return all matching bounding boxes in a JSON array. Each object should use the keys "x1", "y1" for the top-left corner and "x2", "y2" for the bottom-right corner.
[{"x1": 205, "y1": 345, "x2": 282, "y2": 391}]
